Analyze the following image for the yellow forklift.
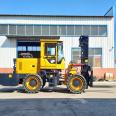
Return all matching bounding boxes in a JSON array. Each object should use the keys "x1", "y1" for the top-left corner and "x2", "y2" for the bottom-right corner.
[{"x1": 0, "y1": 36, "x2": 93, "y2": 94}]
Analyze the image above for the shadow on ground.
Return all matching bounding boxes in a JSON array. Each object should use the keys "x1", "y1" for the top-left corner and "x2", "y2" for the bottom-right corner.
[
  {"x1": 0, "y1": 88, "x2": 16, "y2": 93},
  {"x1": 0, "y1": 86, "x2": 70, "y2": 94},
  {"x1": 93, "y1": 85, "x2": 116, "y2": 88},
  {"x1": 0, "y1": 85, "x2": 114, "y2": 94}
]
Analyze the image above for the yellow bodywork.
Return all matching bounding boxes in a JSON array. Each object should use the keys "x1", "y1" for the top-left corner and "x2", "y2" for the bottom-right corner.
[
  {"x1": 63, "y1": 64, "x2": 81, "y2": 85},
  {"x1": 66, "y1": 64, "x2": 81, "y2": 75},
  {"x1": 40, "y1": 39, "x2": 65, "y2": 70},
  {"x1": 16, "y1": 58, "x2": 39, "y2": 74},
  {"x1": 16, "y1": 39, "x2": 65, "y2": 74}
]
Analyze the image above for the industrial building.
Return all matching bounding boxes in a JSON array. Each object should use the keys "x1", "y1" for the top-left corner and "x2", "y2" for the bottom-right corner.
[{"x1": 0, "y1": 11, "x2": 114, "y2": 77}]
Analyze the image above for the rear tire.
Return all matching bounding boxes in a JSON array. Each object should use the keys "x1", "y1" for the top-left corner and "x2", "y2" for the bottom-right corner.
[
  {"x1": 23, "y1": 74, "x2": 43, "y2": 93},
  {"x1": 66, "y1": 75, "x2": 87, "y2": 94}
]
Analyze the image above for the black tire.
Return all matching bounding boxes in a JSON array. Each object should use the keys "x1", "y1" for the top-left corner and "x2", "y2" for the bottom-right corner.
[
  {"x1": 66, "y1": 75, "x2": 87, "y2": 94},
  {"x1": 23, "y1": 74, "x2": 43, "y2": 93},
  {"x1": 42, "y1": 76, "x2": 46, "y2": 88}
]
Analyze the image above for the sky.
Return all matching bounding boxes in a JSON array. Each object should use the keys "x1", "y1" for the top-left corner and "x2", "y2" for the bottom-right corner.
[{"x1": 0, "y1": 0, "x2": 115, "y2": 15}]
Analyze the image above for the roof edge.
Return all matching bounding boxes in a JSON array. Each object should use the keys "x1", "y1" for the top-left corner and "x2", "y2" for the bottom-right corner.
[{"x1": 0, "y1": 14, "x2": 113, "y2": 18}]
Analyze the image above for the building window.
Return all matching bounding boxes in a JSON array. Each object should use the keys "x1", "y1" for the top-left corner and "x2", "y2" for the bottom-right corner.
[
  {"x1": 50, "y1": 25, "x2": 58, "y2": 36},
  {"x1": 75, "y1": 25, "x2": 82, "y2": 36},
  {"x1": 71, "y1": 48, "x2": 102, "y2": 67},
  {"x1": 17, "y1": 42, "x2": 40, "y2": 58},
  {"x1": 67, "y1": 25, "x2": 74, "y2": 36},
  {"x1": 58, "y1": 25, "x2": 66, "y2": 36},
  {"x1": 27, "y1": 46, "x2": 40, "y2": 51},
  {"x1": 0, "y1": 24, "x2": 8, "y2": 35},
  {"x1": 26, "y1": 25, "x2": 33, "y2": 36},
  {"x1": 9, "y1": 25, "x2": 16, "y2": 35},
  {"x1": 99, "y1": 25, "x2": 107, "y2": 36},
  {"x1": 42, "y1": 25, "x2": 49, "y2": 36},
  {"x1": 34, "y1": 25, "x2": 41, "y2": 36},
  {"x1": 71, "y1": 48, "x2": 81, "y2": 63},
  {"x1": 17, "y1": 46, "x2": 26, "y2": 51},
  {"x1": 0, "y1": 24, "x2": 108, "y2": 37},
  {"x1": 17, "y1": 25, "x2": 25, "y2": 35},
  {"x1": 83, "y1": 25, "x2": 91, "y2": 36},
  {"x1": 91, "y1": 25, "x2": 99, "y2": 36},
  {"x1": 89, "y1": 48, "x2": 102, "y2": 67}
]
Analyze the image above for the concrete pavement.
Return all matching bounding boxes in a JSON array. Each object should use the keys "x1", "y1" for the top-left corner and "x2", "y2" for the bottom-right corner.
[
  {"x1": 0, "y1": 82, "x2": 116, "y2": 99},
  {"x1": 0, "y1": 82, "x2": 116, "y2": 116},
  {"x1": 0, "y1": 99, "x2": 116, "y2": 116}
]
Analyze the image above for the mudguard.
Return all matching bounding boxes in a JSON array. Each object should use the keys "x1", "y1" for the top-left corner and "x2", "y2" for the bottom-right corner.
[{"x1": 0, "y1": 73, "x2": 19, "y2": 86}]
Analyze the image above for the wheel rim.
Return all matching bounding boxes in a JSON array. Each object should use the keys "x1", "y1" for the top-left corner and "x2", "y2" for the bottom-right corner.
[
  {"x1": 69, "y1": 77, "x2": 84, "y2": 91},
  {"x1": 25, "y1": 75, "x2": 41, "y2": 91}
]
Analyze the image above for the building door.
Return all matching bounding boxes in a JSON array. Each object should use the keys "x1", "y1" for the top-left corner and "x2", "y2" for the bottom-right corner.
[{"x1": 17, "y1": 41, "x2": 40, "y2": 58}]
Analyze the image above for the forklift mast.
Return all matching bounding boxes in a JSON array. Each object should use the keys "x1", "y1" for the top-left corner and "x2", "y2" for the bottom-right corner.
[
  {"x1": 79, "y1": 36, "x2": 89, "y2": 65},
  {"x1": 79, "y1": 35, "x2": 93, "y2": 87}
]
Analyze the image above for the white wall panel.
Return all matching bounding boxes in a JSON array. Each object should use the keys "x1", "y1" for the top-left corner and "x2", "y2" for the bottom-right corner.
[
  {"x1": 61, "y1": 36, "x2": 114, "y2": 68},
  {"x1": 0, "y1": 36, "x2": 16, "y2": 68},
  {"x1": 0, "y1": 16, "x2": 112, "y2": 25},
  {"x1": 0, "y1": 16, "x2": 114, "y2": 68}
]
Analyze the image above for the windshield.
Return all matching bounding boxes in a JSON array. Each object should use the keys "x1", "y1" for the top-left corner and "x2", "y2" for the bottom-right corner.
[
  {"x1": 58, "y1": 42, "x2": 64, "y2": 63},
  {"x1": 45, "y1": 43, "x2": 56, "y2": 56}
]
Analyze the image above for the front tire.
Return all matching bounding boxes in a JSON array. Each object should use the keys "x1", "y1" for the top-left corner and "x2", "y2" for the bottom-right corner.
[
  {"x1": 23, "y1": 74, "x2": 43, "y2": 93},
  {"x1": 66, "y1": 75, "x2": 87, "y2": 94}
]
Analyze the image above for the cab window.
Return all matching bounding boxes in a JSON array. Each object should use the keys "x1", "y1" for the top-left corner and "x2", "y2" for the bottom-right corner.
[{"x1": 45, "y1": 43, "x2": 56, "y2": 56}]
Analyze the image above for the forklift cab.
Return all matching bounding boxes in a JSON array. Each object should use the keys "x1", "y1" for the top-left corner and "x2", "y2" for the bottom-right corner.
[
  {"x1": 40, "y1": 39, "x2": 65, "y2": 70},
  {"x1": 16, "y1": 39, "x2": 65, "y2": 74}
]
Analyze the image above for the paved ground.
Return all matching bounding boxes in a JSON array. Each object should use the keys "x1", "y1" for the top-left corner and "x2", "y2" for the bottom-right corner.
[
  {"x1": 0, "y1": 82, "x2": 116, "y2": 116},
  {"x1": 0, "y1": 99, "x2": 116, "y2": 116},
  {"x1": 0, "y1": 82, "x2": 116, "y2": 99}
]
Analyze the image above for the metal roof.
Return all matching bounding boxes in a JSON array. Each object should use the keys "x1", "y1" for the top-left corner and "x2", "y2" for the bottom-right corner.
[{"x1": 0, "y1": 14, "x2": 113, "y2": 18}]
